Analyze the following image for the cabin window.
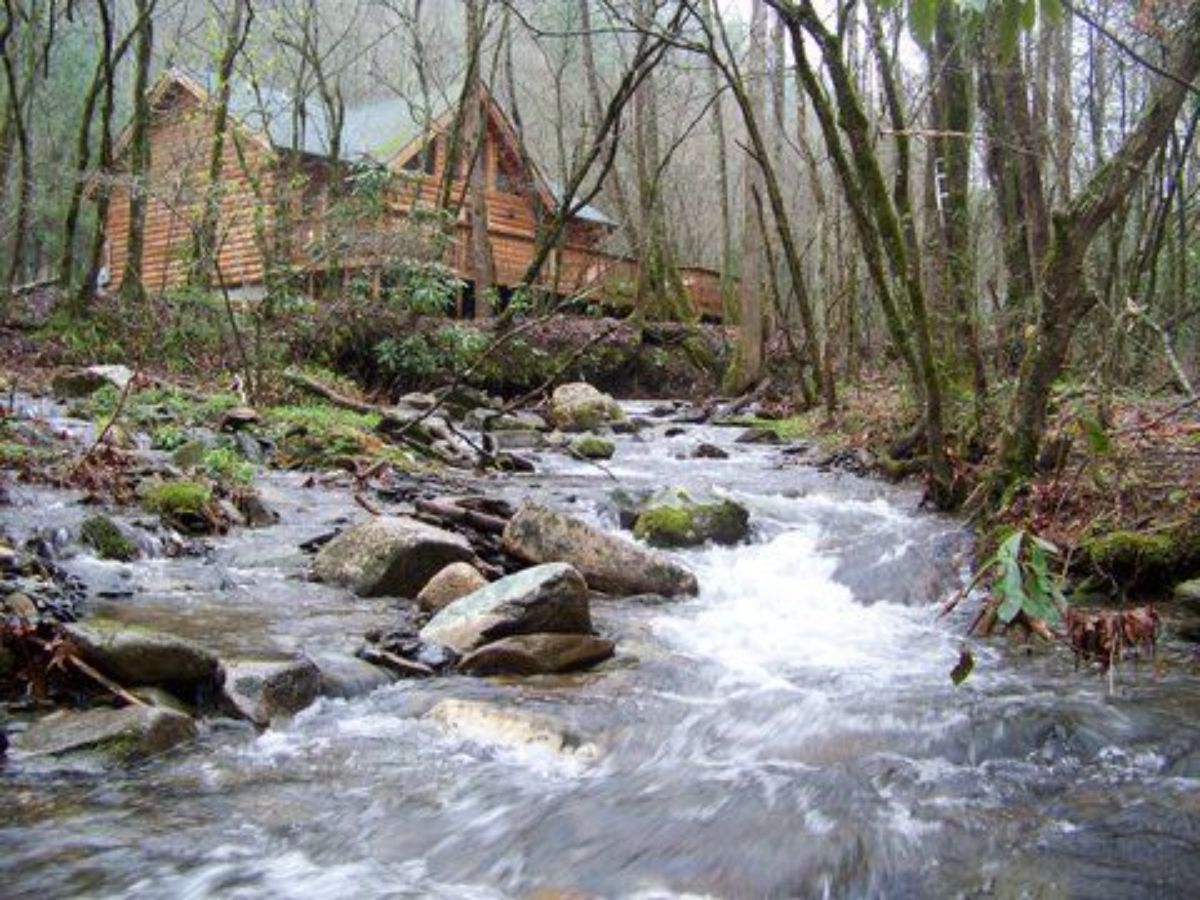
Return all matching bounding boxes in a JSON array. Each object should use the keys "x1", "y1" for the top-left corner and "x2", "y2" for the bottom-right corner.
[
  {"x1": 402, "y1": 139, "x2": 437, "y2": 176},
  {"x1": 299, "y1": 177, "x2": 324, "y2": 218}
]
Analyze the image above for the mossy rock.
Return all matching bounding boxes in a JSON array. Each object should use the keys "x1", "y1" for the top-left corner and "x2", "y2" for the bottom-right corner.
[
  {"x1": 141, "y1": 480, "x2": 223, "y2": 535},
  {"x1": 633, "y1": 495, "x2": 750, "y2": 549},
  {"x1": 80, "y1": 514, "x2": 139, "y2": 562},
  {"x1": 571, "y1": 434, "x2": 615, "y2": 460},
  {"x1": 171, "y1": 439, "x2": 210, "y2": 469},
  {"x1": 1081, "y1": 525, "x2": 1200, "y2": 586}
]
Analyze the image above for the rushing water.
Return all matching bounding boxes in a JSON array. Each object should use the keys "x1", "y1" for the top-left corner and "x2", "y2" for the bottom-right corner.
[{"x1": 2, "y1": 401, "x2": 1199, "y2": 898}]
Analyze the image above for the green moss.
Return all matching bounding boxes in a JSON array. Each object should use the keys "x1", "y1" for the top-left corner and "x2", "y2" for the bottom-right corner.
[
  {"x1": 142, "y1": 480, "x2": 212, "y2": 517},
  {"x1": 0, "y1": 441, "x2": 34, "y2": 466},
  {"x1": 634, "y1": 506, "x2": 695, "y2": 547},
  {"x1": 265, "y1": 403, "x2": 380, "y2": 434},
  {"x1": 571, "y1": 434, "x2": 615, "y2": 460},
  {"x1": 729, "y1": 415, "x2": 818, "y2": 441},
  {"x1": 80, "y1": 514, "x2": 139, "y2": 561},
  {"x1": 1081, "y1": 525, "x2": 1200, "y2": 585},
  {"x1": 633, "y1": 499, "x2": 750, "y2": 549}
]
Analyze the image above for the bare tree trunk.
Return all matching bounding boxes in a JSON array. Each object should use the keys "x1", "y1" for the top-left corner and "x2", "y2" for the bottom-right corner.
[
  {"x1": 192, "y1": 0, "x2": 251, "y2": 289},
  {"x1": 700, "y1": 0, "x2": 734, "y2": 320},
  {"x1": 465, "y1": 0, "x2": 495, "y2": 316},
  {"x1": 118, "y1": 0, "x2": 154, "y2": 309},
  {"x1": 727, "y1": 0, "x2": 767, "y2": 392}
]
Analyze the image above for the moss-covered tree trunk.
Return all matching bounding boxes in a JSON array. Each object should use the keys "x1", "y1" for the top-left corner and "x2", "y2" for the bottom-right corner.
[
  {"x1": 999, "y1": 3, "x2": 1200, "y2": 482},
  {"x1": 118, "y1": 0, "x2": 154, "y2": 310}
]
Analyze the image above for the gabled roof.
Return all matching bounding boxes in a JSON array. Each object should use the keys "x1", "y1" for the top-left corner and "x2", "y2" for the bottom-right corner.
[{"x1": 157, "y1": 67, "x2": 616, "y2": 228}]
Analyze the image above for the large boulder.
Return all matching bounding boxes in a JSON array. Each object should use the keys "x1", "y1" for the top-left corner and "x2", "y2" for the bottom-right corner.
[
  {"x1": 419, "y1": 562, "x2": 592, "y2": 654},
  {"x1": 312, "y1": 515, "x2": 473, "y2": 598},
  {"x1": 458, "y1": 633, "x2": 614, "y2": 676},
  {"x1": 546, "y1": 383, "x2": 625, "y2": 432},
  {"x1": 632, "y1": 490, "x2": 750, "y2": 549},
  {"x1": 222, "y1": 657, "x2": 321, "y2": 725},
  {"x1": 16, "y1": 705, "x2": 196, "y2": 762},
  {"x1": 416, "y1": 561, "x2": 488, "y2": 614},
  {"x1": 51, "y1": 364, "x2": 134, "y2": 399},
  {"x1": 502, "y1": 503, "x2": 699, "y2": 597},
  {"x1": 426, "y1": 698, "x2": 599, "y2": 762},
  {"x1": 65, "y1": 620, "x2": 221, "y2": 692}
]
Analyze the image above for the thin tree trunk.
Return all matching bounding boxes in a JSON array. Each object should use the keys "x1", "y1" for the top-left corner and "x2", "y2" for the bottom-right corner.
[
  {"x1": 118, "y1": 0, "x2": 154, "y2": 308},
  {"x1": 191, "y1": 0, "x2": 250, "y2": 289}
]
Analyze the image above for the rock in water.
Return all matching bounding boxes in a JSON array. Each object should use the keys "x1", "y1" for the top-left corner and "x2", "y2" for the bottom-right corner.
[
  {"x1": 17, "y1": 706, "x2": 196, "y2": 762},
  {"x1": 312, "y1": 515, "x2": 473, "y2": 597},
  {"x1": 311, "y1": 652, "x2": 396, "y2": 699},
  {"x1": 458, "y1": 633, "x2": 615, "y2": 676},
  {"x1": 64, "y1": 620, "x2": 221, "y2": 692},
  {"x1": 632, "y1": 491, "x2": 750, "y2": 549},
  {"x1": 79, "y1": 514, "x2": 139, "y2": 561},
  {"x1": 222, "y1": 657, "x2": 321, "y2": 725},
  {"x1": 51, "y1": 364, "x2": 134, "y2": 399},
  {"x1": 416, "y1": 561, "x2": 488, "y2": 613},
  {"x1": 502, "y1": 503, "x2": 699, "y2": 597},
  {"x1": 570, "y1": 434, "x2": 616, "y2": 460},
  {"x1": 419, "y1": 563, "x2": 591, "y2": 654},
  {"x1": 546, "y1": 383, "x2": 625, "y2": 432},
  {"x1": 426, "y1": 698, "x2": 599, "y2": 761}
]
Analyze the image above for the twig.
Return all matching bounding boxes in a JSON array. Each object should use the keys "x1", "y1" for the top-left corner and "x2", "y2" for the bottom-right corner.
[
  {"x1": 69, "y1": 370, "x2": 139, "y2": 475},
  {"x1": 67, "y1": 654, "x2": 148, "y2": 708}
]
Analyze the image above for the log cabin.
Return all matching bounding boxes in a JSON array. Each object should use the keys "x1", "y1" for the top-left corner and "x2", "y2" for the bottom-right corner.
[{"x1": 99, "y1": 69, "x2": 724, "y2": 321}]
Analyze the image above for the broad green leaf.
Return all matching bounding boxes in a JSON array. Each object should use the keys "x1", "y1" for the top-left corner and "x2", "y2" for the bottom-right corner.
[
  {"x1": 1038, "y1": 0, "x2": 1064, "y2": 27},
  {"x1": 1080, "y1": 413, "x2": 1112, "y2": 455},
  {"x1": 998, "y1": 0, "x2": 1023, "y2": 58},
  {"x1": 908, "y1": 0, "x2": 938, "y2": 45},
  {"x1": 1020, "y1": 0, "x2": 1038, "y2": 30},
  {"x1": 995, "y1": 531, "x2": 1026, "y2": 623}
]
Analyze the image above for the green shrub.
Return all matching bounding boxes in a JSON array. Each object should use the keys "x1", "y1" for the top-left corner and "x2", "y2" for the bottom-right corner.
[
  {"x1": 142, "y1": 480, "x2": 212, "y2": 516},
  {"x1": 202, "y1": 446, "x2": 254, "y2": 485}
]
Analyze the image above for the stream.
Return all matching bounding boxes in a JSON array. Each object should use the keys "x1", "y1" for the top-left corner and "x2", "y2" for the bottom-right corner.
[{"x1": 2, "y1": 400, "x2": 1200, "y2": 898}]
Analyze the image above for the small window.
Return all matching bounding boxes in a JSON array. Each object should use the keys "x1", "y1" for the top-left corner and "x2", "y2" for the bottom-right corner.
[{"x1": 402, "y1": 139, "x2": 437, "y2": 176}]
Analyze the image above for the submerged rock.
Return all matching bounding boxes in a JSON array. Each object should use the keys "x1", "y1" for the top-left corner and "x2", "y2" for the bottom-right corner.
[
  {"x1": 632, "y1": 491, "x2": 750, "y2": 549},
  {"x1": 16, "y1": 705, "x2": 196, "y2": 762},
  {"x1": 222, "y1": 657, "x2": 321, "y2": 725},
  {"x1": 312, "y1": 515, "x2": 473, "y2": 598},
  {"x1": 420, "y1": 562, "x2": 592, "y2": 654},
  {"x1": 691, "y1": 442, "x2": 729, "y2": 460},
  {"x1": 311, "y1": 652, "x2": 396, "y2": 699},
  {"x1": 502, "y1": 503, "x2": 699, "y2": 596},
  {"x1": 79, "y1": 514, "x2": 139, "y2": 562},
  {"x1": 546, "y1": 383, "x2": 624, "y2": 432},
  {"x1": 570, "y1": 434, "x2": 615, "y2": 460},
  {"x1": 416, "y1": 561, "x2": 488, "y2": 613},
  {"x1": 426, "y1": 698, "x2": 599, "y2": 761},
  {"x1": 64, "y1": 620, "x2": 221, "y2": 693},
  {"x1": 458, "y1": 633, "x2": 614, "y2": 676}
]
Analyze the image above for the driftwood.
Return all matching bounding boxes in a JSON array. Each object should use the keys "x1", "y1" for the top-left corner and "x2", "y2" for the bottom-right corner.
[{"x1": 411, "y1": 494, "x2": 521, "y2": 576}]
